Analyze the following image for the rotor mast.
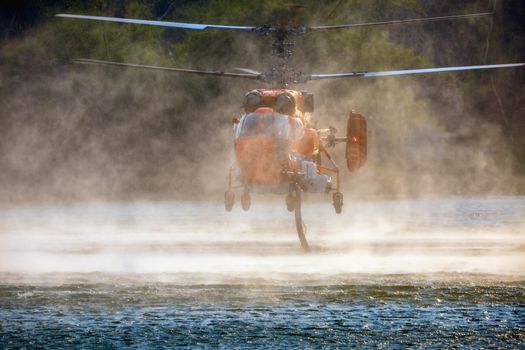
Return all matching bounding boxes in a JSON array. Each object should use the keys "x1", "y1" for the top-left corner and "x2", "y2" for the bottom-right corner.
[
  {"x1": 253, "y1": 24, "x2": 310, "y2": 88},
  {"x1": 271, "y1": 30, "x2": 292, "y2": 88},
  {"x1": 264, "y1": 5, "x2": 305, "y2": 88},
  {"x1": 266, "y1": 29, "x2": 295, "y2": 88}
]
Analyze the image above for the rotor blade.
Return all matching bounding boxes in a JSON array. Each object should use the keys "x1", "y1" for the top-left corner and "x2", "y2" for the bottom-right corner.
[
  {"x1": 309, "y1": 12, "x2": 493, "y2": 31},
  {"x1": 307, "y1": 72, "x2": 367, "y2": 80},
  {"x1": 307, "y1": 63, "x2": 525, "y2": 80},
  {"x1": 56, "y1": 14, "x2": 256, "y2": 31},
  {"x1": 233, "y1": 67, "x2": 263, "y2": 75},
  {"x1": 72, "y1": 58, "x2": 262, "y2": 80}
]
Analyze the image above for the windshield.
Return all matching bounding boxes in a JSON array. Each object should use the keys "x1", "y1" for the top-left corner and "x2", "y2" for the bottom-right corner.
[
  {"x1": 264, "y1": 113, "x2": 289, "y2": 137},
  {"x1": 236, "y1": 113, "x2": 260, "y2": 138},
  {"x1": 236, "y1": 112, "x2": 292, "y2": 139}
]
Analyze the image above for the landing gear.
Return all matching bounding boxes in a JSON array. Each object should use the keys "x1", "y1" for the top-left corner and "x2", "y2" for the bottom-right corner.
[
  {"x1": 292, "y1": 183, "x2": 310, "y2": 253},
  {"x1": 241, "y1": 192, "x2": 251, "y2": 211},
  {"x1": 224, "y1": 191, "x2": 234, "y2": 212},
  {"x1": 332, "y1": 191, "x2": 343, "y2": 214}
]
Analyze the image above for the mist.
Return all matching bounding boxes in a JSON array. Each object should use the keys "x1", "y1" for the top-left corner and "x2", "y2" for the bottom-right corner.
[
  {"x1": 0, "y1": 0, "x2": 523, "y2": 204},
  {"x1": 1, "y1": 199, "x2": 524, "y2": 284}
]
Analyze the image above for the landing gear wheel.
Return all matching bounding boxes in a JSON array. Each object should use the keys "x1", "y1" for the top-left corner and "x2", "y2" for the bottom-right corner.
[
  {"x1": 333, "y1": 192, "x2": 343, "y2": 214},
  {"x1": 292, "y1": 183, "x2": 310, "y2": 252},
  {"x1": 241, "y1": 192, "x2": 251, "y2": 211},
  {"x1": 224, "y1": 191, "x2": 234, "y2": 212}
]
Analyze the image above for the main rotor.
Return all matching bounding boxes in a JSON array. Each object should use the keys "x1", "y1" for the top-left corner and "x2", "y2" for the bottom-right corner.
[{"x1": 56, "y1": 10, "x2": 524, "y2": 89}]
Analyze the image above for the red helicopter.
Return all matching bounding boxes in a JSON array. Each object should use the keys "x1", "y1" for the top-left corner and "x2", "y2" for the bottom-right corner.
[{"x1": 57, "y1": 10, "x2": 524, "y2": 251}]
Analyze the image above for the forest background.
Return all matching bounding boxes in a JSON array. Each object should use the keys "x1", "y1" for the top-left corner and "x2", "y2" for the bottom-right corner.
[{"x1": 0, "y1": 0, "x2": 524, "y2": 202}]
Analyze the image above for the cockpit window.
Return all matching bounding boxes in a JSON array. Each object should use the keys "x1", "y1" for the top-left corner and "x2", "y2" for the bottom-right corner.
[
  {"x1": 264, "y1": 113, "x2": 289, "y2": 137},
  {"x1": 237, "y1": 113, "x2": 261, "y2": 138},
  {"x1": 236, "y1": 111, "x2": 303, "y2": 140}
]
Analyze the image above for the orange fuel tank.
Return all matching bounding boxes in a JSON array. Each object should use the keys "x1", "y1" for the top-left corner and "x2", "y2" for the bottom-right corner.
[{"x1": 293, "y1": 127, "x2": 319, "y2": 159}]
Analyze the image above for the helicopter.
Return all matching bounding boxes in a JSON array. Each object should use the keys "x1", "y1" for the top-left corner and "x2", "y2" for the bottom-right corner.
[{"x1": 56, "y1": 9, "x2": 524, "y2": 252}]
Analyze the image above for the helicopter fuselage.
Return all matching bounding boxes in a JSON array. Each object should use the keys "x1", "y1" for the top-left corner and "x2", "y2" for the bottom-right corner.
[{"x1": 231, "y1": 89, "x2": 326, "y2": 192}]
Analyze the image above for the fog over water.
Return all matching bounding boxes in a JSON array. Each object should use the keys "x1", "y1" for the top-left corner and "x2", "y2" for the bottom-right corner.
[
  {"x1": 1, "y1": 198, "x2": 524, "y2": 348},
  {"x1": 1, "y1": 197, "x2": 523, "y2": 281}
]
